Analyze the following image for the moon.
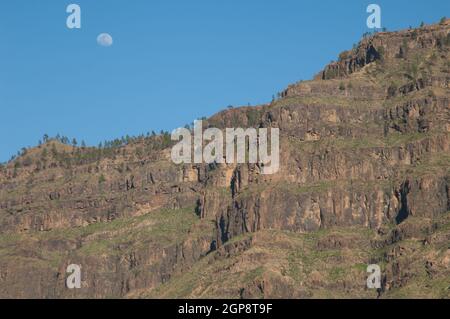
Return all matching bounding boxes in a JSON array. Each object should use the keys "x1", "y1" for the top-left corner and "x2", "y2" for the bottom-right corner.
[{"x1": 97, "y1": 33, "x2": 113, "y2": 47}]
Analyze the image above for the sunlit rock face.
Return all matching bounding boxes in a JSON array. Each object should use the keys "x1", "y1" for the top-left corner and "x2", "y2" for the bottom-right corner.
[{"x1": 0, "y1": 20, "x2": 449, "y2": 299}]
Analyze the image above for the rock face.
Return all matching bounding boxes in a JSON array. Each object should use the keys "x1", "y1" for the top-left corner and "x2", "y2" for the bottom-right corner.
[{"x1": 0, "y1": 20, "x2": 449, "y2": 299}]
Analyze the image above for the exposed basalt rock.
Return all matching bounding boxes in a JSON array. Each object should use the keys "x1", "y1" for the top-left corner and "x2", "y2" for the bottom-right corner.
[
  {"x1": 318, "y1": 20, "x2": 450, "y2": 80},
  {"x1": 384, "y1": 96, "x2": 449, "y2": 134},
  {"x1": 0, "y1": 20, "x2": 449, "y2": 299},
  {"x1": 217, "y1": 175, "x2": 450, "y2": 245}
]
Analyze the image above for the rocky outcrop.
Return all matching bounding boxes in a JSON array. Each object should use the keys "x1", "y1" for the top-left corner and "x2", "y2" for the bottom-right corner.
[{"x1": 0, "y1": 20, "x2": 449, "y2": 299}]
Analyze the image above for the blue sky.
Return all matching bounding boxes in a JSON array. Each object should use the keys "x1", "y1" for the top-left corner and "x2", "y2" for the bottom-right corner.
[{"x1": 1, "y1": 0, "x2": 448, "y2": 162}]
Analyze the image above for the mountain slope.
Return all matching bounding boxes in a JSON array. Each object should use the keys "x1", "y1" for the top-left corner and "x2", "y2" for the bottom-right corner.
[{"x1": 0, "y1": 20, "x2": 449, "y2": 299}]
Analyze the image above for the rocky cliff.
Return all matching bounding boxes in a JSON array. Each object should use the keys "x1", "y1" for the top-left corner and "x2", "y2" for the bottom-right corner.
[{"x1": 0, "y1": 20, "x2": 449, "y2": 299}]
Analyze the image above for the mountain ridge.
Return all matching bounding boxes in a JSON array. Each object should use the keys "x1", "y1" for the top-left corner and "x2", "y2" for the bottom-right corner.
[{"x1": 0, "y1": 19, "x2": 449, "y2": 299}]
